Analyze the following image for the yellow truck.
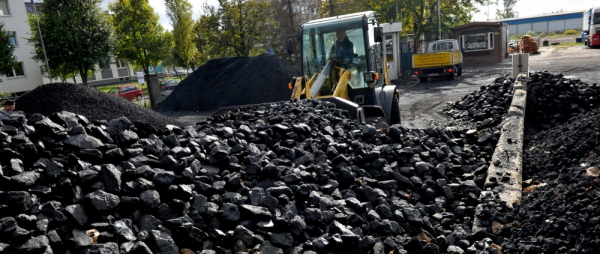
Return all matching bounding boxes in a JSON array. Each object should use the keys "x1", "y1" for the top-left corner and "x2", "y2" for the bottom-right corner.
[{"x1": 412, "y1": 39, "x2": 463, "y2": 83}]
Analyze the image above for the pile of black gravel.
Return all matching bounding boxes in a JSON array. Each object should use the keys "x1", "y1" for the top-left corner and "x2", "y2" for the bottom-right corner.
[
  {"x1": 495, "y1": 107, "x2": 600, "y2": 253},
  {"x1": 443, "y1": 75, "x2": 515, "y2": 130},
  {"x1": 14, "y1": 83, "x2": 179, "y2": 128},
  {"x1": 0, "y1": 99, "x2": 502, "y2": 254},
  {"x1": 526, "y1": 71, "x2": 600, "y2": 133},
  {"x1": 156, "y1": 54, "x2": 298, "y2": 113}
]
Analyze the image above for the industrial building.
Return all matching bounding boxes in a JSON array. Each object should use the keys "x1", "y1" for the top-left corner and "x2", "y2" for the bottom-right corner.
[{"x1": 498, "y1": 10, "x2": 584, "y2": 35}]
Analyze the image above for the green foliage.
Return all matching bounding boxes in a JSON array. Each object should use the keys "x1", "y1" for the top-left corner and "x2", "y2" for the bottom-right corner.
[
  {"x1": 195, "y1": 0, "x2": 275, "y2": 58},
  {"x1": 0, "y1": 22, "x2": 17, "y2": 82},
  {"x1": 563, "y1": 29, "x2": 579, "y2": 35},
  {"x1": 496, "y1": 0, "x2": 518, "y2": 20},
  {"x1": 109, "y1": 0, "x2": 173, "y2": 75},
  {"x1": 165, "y1": 0, "x2": 198, "y2": 69},
  {"x1": 384, "y1": 0, "x2": 477, "y2": 43},
  {"x1": 25, "y1": 0, "x2": 114, "y2": 86}
]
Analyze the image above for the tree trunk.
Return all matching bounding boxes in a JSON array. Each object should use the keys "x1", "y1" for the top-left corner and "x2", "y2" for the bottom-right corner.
[{"x1": 329, "y1": 0, "x2": 334, "y2": 17}]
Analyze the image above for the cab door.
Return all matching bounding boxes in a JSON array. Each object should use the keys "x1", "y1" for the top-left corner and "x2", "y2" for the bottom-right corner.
[{"x1": 383, "y1": 34, "x2": 399, "y2": 80}]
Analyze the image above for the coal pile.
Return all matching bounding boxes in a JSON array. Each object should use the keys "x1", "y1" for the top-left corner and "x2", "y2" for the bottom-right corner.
[
  {"x1": 0, "y1": 98, "x2": 503, "y2": 254},
  {"x1": 156, "y1": 54, "x2": 298, "y2": 113},
  {"x1": 443, "y1": 75, "x2": 515, "y2": 129},
  {"x1": 494, "y1": 107, "x2": 600, "y2": 253},
  {"x1": 15, "y1": 83, "x2": 179, "y2": 128},
  {"x1": 526, "y1": 71, "x2": 600, "y2": 132}
]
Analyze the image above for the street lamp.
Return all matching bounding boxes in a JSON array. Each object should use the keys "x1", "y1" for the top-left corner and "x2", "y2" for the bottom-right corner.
[{"x1": 31, "y1": 0, "x2": 52, "y2": 83}]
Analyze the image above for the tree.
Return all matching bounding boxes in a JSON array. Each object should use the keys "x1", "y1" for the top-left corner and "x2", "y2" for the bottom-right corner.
[
  {"x1": 25, "y1": 0, "x2": 113, "y2": 86},
  {"x1": 195, "y1": 0, "x2": 274, "y2": 58},
  {"x1": 165, "y1": 0, "x2": 198, "y2": 71},
  {"x1": 0, "y1": 22, "x2": 17, "y2": 82},
  {"x1": 496, "y1": 0, "x2": 518, "y2": 20},
  {"x1": 109, "y1": 0, "x2": 173, "y2": 76},
  {"x1": 26, "y1": 15, "x2": 79, "y2": 83},
  {"x1": 371, "y1": 0, "x2": 479, "y2": 52}
]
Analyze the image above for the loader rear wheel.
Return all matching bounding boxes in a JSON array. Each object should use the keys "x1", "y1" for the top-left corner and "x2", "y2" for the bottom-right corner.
[
  {"x1": 367, "y1": 117, "x2": 388, "y2": 129},
  {"x1": 390, "y1": 95, "x2": 401, "y2": 125}
]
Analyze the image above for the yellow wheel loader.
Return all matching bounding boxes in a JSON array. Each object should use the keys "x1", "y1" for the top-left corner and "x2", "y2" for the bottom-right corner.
[
  {"x1": 285, "y1": 11, "x2": 401, "y2": 127},
  {"x1": 213, "y1": 11, "x2": 401, "y2": 127}
]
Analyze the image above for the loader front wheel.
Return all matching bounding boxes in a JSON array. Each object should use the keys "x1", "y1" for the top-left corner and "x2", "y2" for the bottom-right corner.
[{"x1": 390, "y1": 95, "x2": 401, "y2": 125}]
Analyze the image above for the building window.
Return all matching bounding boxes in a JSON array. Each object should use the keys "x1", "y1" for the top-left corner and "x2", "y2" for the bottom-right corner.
[
  {"x1": 6, "y1": 62, "x2": 26, "y2": 78},
  {"x1": 26, "y1": 6, "x2": 33, "y2": 12},
  {"x1": 7, "y1": 31, "x2": 17, "y2": 46},
  {"x1": 0, "y1": 0, "x2": 10, "y2": 16},
  {"x1": 116, "y1": 59, "x2": 127, "y2": 68},
  {"x1": 460, "y1": 32, "x2": 494, "y2": 51}
]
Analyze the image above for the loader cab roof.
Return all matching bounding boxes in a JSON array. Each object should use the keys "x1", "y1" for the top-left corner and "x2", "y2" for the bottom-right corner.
[{"x1": 304, "y1": 11, "x2": 376, "y2": 26}]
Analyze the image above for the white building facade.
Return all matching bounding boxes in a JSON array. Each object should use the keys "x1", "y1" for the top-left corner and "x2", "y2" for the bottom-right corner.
[
  {"x1": 0, "y1": 0, "x2": 44, "y2": 95},
  {"x1": 1, "y1": 0, "x2": 137, "y2": 96}
]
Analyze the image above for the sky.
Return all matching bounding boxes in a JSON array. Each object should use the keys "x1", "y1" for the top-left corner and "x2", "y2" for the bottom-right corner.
[
  {"x1": 100, "y1": 0, "x2": 597, "y2": 31},
  {"x1": 472, "y1": 0, "x2": 596, "y2": 21}
]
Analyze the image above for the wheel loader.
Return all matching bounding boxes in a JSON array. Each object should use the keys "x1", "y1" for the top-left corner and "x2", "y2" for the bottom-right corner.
[
  {"x1": 212, "y1": 11, "x2": 401, "y2": 127},
  {"x1": 285, "y1": 11, "x2": 401, "y2": 127}
]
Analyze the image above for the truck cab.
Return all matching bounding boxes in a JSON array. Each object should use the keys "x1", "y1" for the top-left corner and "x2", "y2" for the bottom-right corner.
[
  {"x1": 585, "y1": 8, "x2": 600, "y2": 47},
  {"x1": 426, "y1": 39, "x2": 460, "y2": 53}
]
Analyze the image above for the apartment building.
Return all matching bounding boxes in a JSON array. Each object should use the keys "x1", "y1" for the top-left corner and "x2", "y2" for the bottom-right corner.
[
  {"x1": 0, "y1": 0, "x2": 44, "y2": 95},
  {"x1": 1, "y1": 0, "x2": 136, "y2": 96}
]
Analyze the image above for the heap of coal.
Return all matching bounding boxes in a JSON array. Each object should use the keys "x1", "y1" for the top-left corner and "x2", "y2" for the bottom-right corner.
[
  {"x1": 156, "y1": 54, "x2": 298, "y2": 113},
  {"x1": 15, "y1": 83, "x2": 179, "y2": 128},
  {"x1": 493, "y1": 107, "x2": 600, "y2": 253},
  {"x1": 443, "y1": 75, "x2": 515, "y2": 129},
  {"x1": 0, "y1": 99, "x2": 502, "y2": 254},
  {"x1": 526, "y1": 71, "x2": 600, "y2": 132}
]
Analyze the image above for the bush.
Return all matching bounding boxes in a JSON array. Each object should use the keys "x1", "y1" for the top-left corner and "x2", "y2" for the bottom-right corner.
[{"x1": 563, "y1": 29, "x2": 579, "y2": 35}]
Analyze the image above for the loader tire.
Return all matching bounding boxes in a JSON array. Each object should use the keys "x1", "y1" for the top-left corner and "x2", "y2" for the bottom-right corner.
[{"x1": 390, "y1": 95, "x2": 401, "y2": 125}]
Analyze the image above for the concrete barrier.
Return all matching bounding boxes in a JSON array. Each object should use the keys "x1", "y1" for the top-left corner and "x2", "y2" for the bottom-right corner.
[{"x1": 473, "y1": 54, "x2": 529, "y2": 234}]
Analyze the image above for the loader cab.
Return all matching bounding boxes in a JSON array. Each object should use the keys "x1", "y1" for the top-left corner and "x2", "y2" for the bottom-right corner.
[{"x1": 298, "y1": 11, "x2": 386, "y2": 105}]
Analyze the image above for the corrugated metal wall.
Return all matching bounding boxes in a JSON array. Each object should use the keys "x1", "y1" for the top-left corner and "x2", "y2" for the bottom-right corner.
[{"x1": 502, "y1": 12, "x2": 583, "y2": 35}]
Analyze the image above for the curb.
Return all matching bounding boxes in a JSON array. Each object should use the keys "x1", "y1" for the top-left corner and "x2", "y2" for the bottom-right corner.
[{"x1": 473, "y1": 71, "x2": 528, "y2": 233}]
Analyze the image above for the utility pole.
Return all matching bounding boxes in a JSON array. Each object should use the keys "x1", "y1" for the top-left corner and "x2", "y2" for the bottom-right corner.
[
  {"x1": 437, "y1": 0, "x2": 441, "y2": 39},
  {"x1": 31, "y1": 0, "x2": 52, "y2": 83}
]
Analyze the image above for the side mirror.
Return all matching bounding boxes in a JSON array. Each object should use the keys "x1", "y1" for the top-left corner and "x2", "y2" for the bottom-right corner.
[
  {"x1": 285, "y1": 40, "x2": 294, "y2": 55},
  {"x1": 374, "y1": 27, "x2": 383, "y2": 42}
]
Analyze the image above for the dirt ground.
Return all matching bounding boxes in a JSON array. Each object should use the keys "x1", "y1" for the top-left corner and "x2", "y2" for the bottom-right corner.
[
  {"x1": 397, "y1": 45, "x2": 600, "y2": 130},
  {"x1": 165, "y1": 45, "x2": 600, "y2": 128}
]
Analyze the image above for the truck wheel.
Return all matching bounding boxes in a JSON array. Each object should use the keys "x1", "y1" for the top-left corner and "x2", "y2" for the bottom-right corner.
[
  {"x1": 419, "y1": 77, "x2": 427, "y2": 83},
  {"x1": 390, "y1": 94, "x2": 401, "y2": 125},
  {"x1": 447, "y1": 67, "x2": 456, "y2": 81},
  {"x1": 457, "y1": 65, "x2": 463, "y2": 76}
]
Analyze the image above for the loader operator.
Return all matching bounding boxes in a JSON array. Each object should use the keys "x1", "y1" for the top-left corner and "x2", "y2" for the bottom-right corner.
[{"x1": 329, "y1": 28, "x2": 354, "y2": 66}]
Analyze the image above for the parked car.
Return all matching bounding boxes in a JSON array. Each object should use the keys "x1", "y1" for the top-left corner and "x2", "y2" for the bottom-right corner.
[
  {"x1": 161, "y1": 85, "x2": 178, "y2": 100},
  {"x1": 159, "y1": 80, "x2": 179, "y2": 91},
  {"x1": 108, "y1": 85, "x2": 143, "y2": 101}
]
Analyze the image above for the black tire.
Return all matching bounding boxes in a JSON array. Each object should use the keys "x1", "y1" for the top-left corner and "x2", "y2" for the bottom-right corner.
[
  {"x1": 367, "y1": 117, "x2": 388, "y2": 129},
  {"x1": 390, "y1": 94, "x2": 401, "y2": 125},
  {"x1": 419, "y1": 77, "x2": 427, "y2": 83},
  {"x1": 447, "y1": 67, "x2": 456, "y2": 81},
  {"x1": 136, "y1": 94, "x2": 142, "y2": 101},
  {"x1": 457, "y1": 64, "x2": 463, "y2": 76}
]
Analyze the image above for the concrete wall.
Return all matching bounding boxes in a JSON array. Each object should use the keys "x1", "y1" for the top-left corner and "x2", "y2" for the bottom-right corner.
[{"x1": 0, "y1": 0, "x2": 44, "y2": 95}]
